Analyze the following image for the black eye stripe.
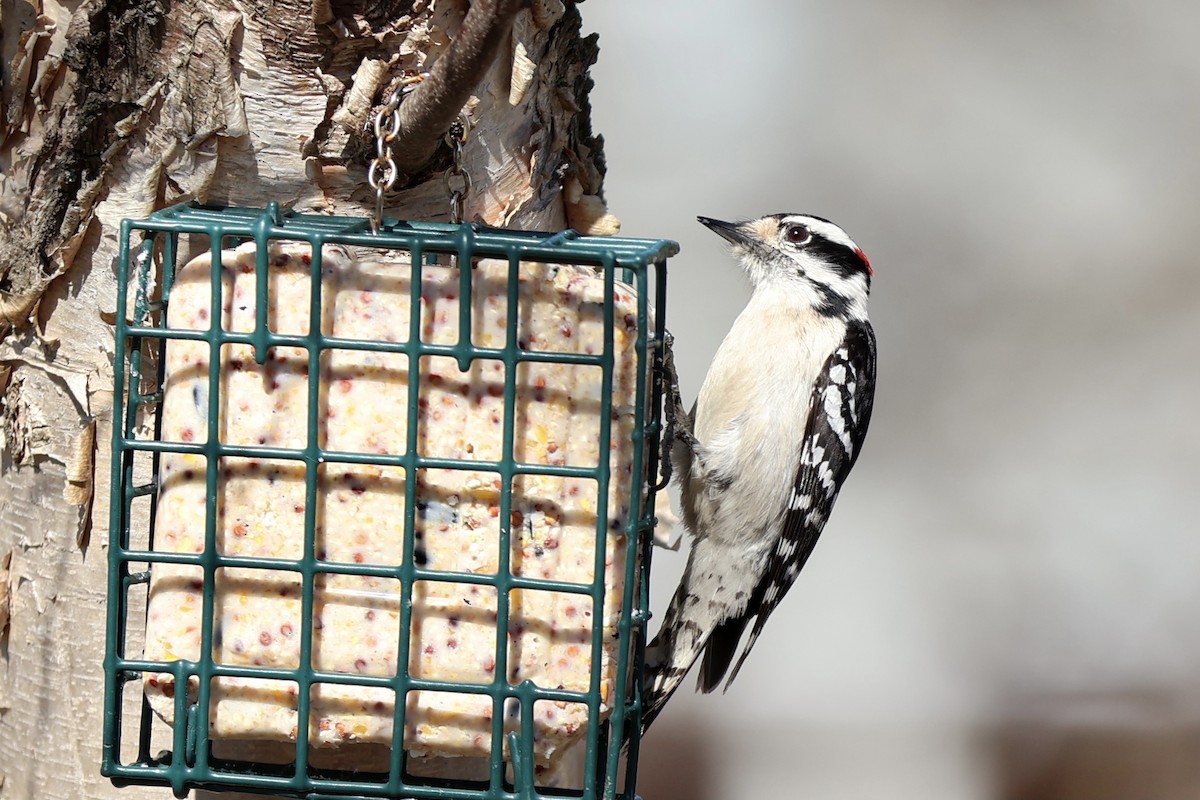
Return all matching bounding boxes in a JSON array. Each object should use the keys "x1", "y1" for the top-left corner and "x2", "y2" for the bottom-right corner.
[{"x1": 803, "y1": 236, "x2": 871, "y2": 279}]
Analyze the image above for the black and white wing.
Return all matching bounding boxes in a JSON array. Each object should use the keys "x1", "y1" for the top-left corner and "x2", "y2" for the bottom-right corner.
[{"x1": 708, "y1": 319, "x2": 877, "y2": 690}]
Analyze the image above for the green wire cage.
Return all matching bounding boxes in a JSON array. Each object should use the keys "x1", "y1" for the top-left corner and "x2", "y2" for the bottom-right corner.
[{"x1": 102, "y1": 202, "x2": 676, "y2": 800}]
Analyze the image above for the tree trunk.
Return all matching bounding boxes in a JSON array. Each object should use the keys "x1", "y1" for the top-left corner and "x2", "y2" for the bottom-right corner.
[{"x1": 0, "y1": 2, "x2": 615, "y2": 796}]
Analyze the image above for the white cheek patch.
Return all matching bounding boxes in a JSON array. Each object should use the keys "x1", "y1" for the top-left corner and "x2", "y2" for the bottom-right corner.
[
  {"x1": 803, "y1": 261, "x2": 870, "y2": 313},
  {"x1": 807, "y1": 261, "x2": 867, "y2": 294}
]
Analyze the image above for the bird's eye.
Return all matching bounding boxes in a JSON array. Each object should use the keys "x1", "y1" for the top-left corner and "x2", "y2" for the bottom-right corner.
[{"x1": 785, "y1": 224, "x2": 811, "y2": 245}]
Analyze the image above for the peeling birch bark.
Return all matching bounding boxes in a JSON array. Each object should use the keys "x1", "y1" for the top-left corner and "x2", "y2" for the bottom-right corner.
[{"x1": 0, "y1": 1, "x2": 618, "y2": 796}]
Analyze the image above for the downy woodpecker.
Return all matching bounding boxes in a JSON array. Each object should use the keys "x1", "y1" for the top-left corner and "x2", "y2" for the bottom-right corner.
[{"x1": 642, "y1": 213, "x2": 877, "y2": 731}]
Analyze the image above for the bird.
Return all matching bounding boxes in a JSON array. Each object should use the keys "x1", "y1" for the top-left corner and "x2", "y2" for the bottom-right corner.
[{"x1": 641, "y1": 213, "x2": 877, "y2": 732}]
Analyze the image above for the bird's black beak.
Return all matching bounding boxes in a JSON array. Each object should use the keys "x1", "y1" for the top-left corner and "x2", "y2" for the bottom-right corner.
[{"x1": 697, "y1": 216, "x2": 750, "y2": 246}]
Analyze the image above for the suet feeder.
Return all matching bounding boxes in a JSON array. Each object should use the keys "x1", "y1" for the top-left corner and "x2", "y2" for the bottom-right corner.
[{"x1": 101, "y1": 202, "x2": 676, "y2": 799}]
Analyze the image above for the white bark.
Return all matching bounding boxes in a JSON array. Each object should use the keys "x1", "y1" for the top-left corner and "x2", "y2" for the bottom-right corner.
[{"x1": 0, "y1": 1, "x2": 615, "y2": 796}]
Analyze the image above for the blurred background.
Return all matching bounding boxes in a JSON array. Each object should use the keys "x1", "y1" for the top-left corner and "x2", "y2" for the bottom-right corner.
[{"x1": 580, "y1": 1, "x2": 1200, "y2": 797}]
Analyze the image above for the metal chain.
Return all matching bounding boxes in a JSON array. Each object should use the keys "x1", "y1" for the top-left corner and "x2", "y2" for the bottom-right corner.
[
  {"x1": 444, "y1": 111, "x2": 472, "y2": 224},
  {"x1": 367, "y1": 85, "x2": 403, "y2": 234},
  {"x1": 367, "y1": 78, "x2": 472, "y2": 231}
]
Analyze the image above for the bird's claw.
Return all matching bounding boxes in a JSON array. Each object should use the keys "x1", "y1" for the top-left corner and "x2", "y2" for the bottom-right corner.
[{"x1": 656, "y1": 330, "x2": 692, "y2": 489}]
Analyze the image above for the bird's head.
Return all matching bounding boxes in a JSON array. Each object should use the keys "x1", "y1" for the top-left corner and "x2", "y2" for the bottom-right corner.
[{"x1": 698, "y1": 213, "x2": 872, "y2": 319}]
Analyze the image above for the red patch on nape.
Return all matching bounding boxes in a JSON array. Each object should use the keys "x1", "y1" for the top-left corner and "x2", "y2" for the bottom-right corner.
[{"x1": 855, "y1": 247, "x2": 873, "y2": 277}]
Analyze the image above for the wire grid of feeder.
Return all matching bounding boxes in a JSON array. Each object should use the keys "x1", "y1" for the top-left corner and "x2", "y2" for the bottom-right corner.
[{"x1": 102, "y1": 202, "x2": 676, "y2": 800}]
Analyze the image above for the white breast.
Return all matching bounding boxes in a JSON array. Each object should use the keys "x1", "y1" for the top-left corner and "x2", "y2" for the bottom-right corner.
[{"x1": 686, "y1": 286, "x2": 847, "y2": 546}]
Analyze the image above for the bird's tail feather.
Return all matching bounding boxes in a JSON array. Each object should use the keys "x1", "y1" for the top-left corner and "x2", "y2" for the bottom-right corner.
[
  {"x1": 697, "y1": 611, "x2": 752, "y2": 693},
  {"x1": 639, "y1": 532, "x2": 767, "y2": 732},
  {"x1": 639, "y1": 567, "x2": 708, "y2": 733}
]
